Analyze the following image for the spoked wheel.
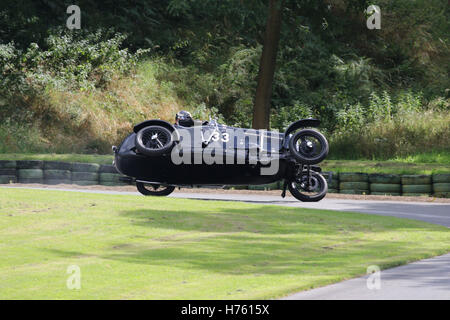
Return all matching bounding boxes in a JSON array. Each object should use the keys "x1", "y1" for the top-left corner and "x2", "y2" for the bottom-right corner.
[
  {"x1": 289, "y1": 129, "x2": 329, "y2": 164},
  {"x1": 135, "y1": 125, "x2": 174, "y2": 156},
  {"x1": 288, "y1": 171, "x2": 328, "y2": 202},
  {"x1": 136, "y1": 182, "x2": 175, "y2": 196}
]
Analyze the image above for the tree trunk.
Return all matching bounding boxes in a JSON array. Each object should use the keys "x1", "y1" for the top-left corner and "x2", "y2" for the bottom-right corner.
[{"x1": 252, "y1": 0, "x2": 283, "y2": 129}]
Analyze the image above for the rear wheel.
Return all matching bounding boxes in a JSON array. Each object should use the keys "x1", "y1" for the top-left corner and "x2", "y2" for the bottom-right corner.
[
  {"x1": 289, "y1": 129, "x2": 328, "y2": 164},
  {"x1": 288, "y1": 171, "x2": 328, "y2": 202},
  {"x1": 136, "y1": 182, "x2": 175, "y2": 196},
  {"x1": 135, "y1": 125, "x2": 174, "y2": 156}
]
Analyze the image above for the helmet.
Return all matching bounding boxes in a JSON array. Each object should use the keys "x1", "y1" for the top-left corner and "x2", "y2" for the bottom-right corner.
[{"x1": 175, "y1": 110, "x2": 194, "y2": 127}]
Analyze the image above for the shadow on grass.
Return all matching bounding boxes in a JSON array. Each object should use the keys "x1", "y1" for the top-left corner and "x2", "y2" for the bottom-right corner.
[{"x1": 85, "y1": 205, "x2": 447, "y2": 276}]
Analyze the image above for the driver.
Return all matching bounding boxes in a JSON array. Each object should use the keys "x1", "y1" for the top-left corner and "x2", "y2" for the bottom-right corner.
[{"x1": 175, "y1": 110, "x2": 194, "y2": 127}]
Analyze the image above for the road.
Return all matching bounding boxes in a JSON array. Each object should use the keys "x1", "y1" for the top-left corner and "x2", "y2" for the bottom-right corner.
[{"x1": 3, "y1": 186, "x2": 450, "y2": 299}]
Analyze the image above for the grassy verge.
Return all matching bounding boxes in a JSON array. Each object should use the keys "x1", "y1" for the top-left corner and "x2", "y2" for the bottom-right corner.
[{"x1": 1, "y1": 188, "x2": 449, "y2": 299}]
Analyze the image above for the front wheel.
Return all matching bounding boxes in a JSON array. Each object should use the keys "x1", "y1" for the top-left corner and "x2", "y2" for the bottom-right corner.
[
  {"x1": 136, "y1": 182, "x2": 175, "y2": 196},
  {"x1": 135, "y1": 125, "x2": 174, "y2": 156},
  {"x1": 288, "y1": 171, "x2": 328, "y2": 202}
]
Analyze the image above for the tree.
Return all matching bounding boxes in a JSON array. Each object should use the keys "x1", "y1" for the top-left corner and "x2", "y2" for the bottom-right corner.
[{"x1": 252, "y1": 0, "x2": 283, "y2": 129}]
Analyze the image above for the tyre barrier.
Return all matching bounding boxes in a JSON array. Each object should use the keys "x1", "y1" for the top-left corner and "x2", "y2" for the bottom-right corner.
[
  {"x1": 0, "y1": 160, "x2": 449, "y2": 197},
  {"x1": 249, "y1": 182, "x2": 280, "y2": 190},
  {"x1": 402, "y1": 184, "x2": 432, "y2": 194},
  {"x1": 99, "y1": 165, "x2": 118, "y2": 174},
  {"x1": 432, "y1": 174, "x2": 450, "y2": 183},
  {"x1": 72, "y1": 162, "x2": 100, "y2": 173},
  {"x1": 401, "y1": 175, "x2": 432, "y2": 185},
  {"x1": 433, "y1": 183, "x2": 450, "y2": 193},
  {"x1": 18, "y1": 169, "x2": 44, "y2": 184},
  {"x1": 339, "y1": 181, "x2": 369, "y2": 195},
  {"x1": 17, "y1": 160, "x2": 44, "y2": 169},
  {"x1": 339, "y1": 172, "x2": 368, "y2": 182},
  {"x1": 370, "y1": 183, "x2": 402, "y2": 193},
  {"x1": 369, "y1": 174, "x2": 401, "y2": 184}
]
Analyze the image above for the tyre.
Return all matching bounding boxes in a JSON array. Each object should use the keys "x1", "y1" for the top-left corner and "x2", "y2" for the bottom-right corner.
[
  {"x1": 402, "y1": 184, "x2": 432, "y2": 193},
  {"x1": 135, "y1": 126, "x2": 174, "y2": 156},
  {"x1": 288, "y1": 171, "x2": 328, "y2": 202},
  {"x1": 432, "y1": 174, "x2": 450, "y2": 183},
  {"x1": 340, "y1": 182, "x2": 369, "y2": 190},
  {"x1": 99, "y1": 173, "x2": 122, "y2": 183},
  {"x1": 99, "y1": 165, "x2": 118, "y2": 174},
  {"x1": 136, "y1": 182, "x2": 175, "y2": 196},
  {"x1": 433, "y1": 183, "x2": 450, "y2": 192},
  {"x1": 72, "y1": 163, "x2": 100, "y2": 173},
  {"x1": 288, "y1": 129, "x2": 328, "y2": 164},
  {"x1": 44, "y1": 170, "x2": 71, "y2": 180},
  {"x1": 339, "y1": 189, "x2": 368, "y2": 195},
  {"x1": 0, "y1": 169, "x2": 16, "y2": 175},
  {"x1": 17, "y1": 160, "x2": 43, "y2": 169},
  {"x1": 249, "y1": 182, "x2": 279, "y2": 190},
  {"x1": 369, "y1": 174, "x2": 401, "y2": 184},
  {"x1": 370, "y1": 183, "x2": 401, "y2": 193},
  {"x1": 18, "y1": 169, "x2": 43, "y2": 179},
  {"x1": 0, "y1": 175, "x2": 17, "y2": 184},
  {"x1": 44, "y1": 161, "x2": 72, "y2": 170},
  {"x1": 18, "y1": 178, "x2": 43, "y2": 184},
  {"x1": 328, "y1": 179, "x2": 339, "y2": 189},
  {"x1": 0, "y1": 160, "x2": 16, "y2": 169},
  {"x1": 339, "y1": 172, "x2": 369, "y2": 182},
  {"x1": 72, "y1": 172, "x2": 99, "y2": 181},
  {"x1": 45, "y1": 179, "x2": 71, "y2": 185},
  {"x1": 401, "y1": 175, "x2": 431, "y2": 185}
]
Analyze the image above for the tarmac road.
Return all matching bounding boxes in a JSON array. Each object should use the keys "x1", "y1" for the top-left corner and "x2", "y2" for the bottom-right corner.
[{"x1": 2, "y1": 186, "x2": 450, "y2": 299}]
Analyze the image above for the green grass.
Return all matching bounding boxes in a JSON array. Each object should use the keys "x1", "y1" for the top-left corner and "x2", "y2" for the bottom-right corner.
[{"x1": 0, "y1": 188, "x2": 449, "y2": 299}]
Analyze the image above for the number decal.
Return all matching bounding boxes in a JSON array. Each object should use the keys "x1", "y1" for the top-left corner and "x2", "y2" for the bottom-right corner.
[
  {"x1": 222, "y1": 133, "x2": 230, "y2": 142},
  {"x1": 211, "y1": 132, "x2": 220, "y2": 142}
]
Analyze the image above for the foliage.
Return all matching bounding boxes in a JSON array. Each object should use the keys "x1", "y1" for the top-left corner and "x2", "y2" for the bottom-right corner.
[{"x1": 0, "y1": 0, "x2": 448, "y2": 158}]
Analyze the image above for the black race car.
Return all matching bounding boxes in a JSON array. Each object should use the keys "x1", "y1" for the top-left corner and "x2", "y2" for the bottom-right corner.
[{"x1": 113, "y1": 115, "x2": 329, "y2": 202}]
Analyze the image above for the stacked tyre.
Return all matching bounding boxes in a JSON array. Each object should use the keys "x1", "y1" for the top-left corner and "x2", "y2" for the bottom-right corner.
[
  {"x1": 339, "y1": 172, "x2": 369, "y2": 195},
  {"x1": 249, "y1": 182, "x2": 280, "y2": 190},
  {"x1": 99, "y1": 165, "x2": 129, "y2": 186},
  {"x1": 0, "y1": 160, "x2": 17, "y2": 184},
  {"x1": 17, "y1": 160, "x2": 44, "y2": 184},
  {"x1": 432, "y1": 174, "x2": 450, "y2": 198},
  {"x1": 369, "y1": 174, "x2": 401, "y2": 196},
  {"x1": 71, "y1": 163, "x2": 100, "y2": 186},
  {"x1": 44, "y1": 161, "x2": 72, "y2": 185},
  {"x1": 401, "y1": 175, "x2": 432, "y2": 197},
  {"x1": 322, "y1": 172, "x2": 338, "y2": 193}
]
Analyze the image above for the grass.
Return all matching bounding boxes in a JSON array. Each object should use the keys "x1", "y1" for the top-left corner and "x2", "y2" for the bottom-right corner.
[{"x1": 0, "y1": 188, "x2": 449, "y2": 299}]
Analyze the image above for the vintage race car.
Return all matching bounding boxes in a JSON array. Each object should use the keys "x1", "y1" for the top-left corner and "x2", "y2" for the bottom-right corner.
[{"x1": 113, "y1": 118, "x2": 329, "y2": 202}]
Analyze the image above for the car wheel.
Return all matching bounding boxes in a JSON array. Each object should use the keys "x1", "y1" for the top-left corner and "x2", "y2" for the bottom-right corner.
[
  {"x1": 136, "y1": 182, "x2": 175, "y2": 196},
  {"x1": 135, "y1": 125, "x2": 174, "y2": 156},
  {"x1": 288, "y1": 171, "x2": 328, "y2": 202},
  {"x1": 288, "y1": 129, "x2": 329, "y2": 164}
]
